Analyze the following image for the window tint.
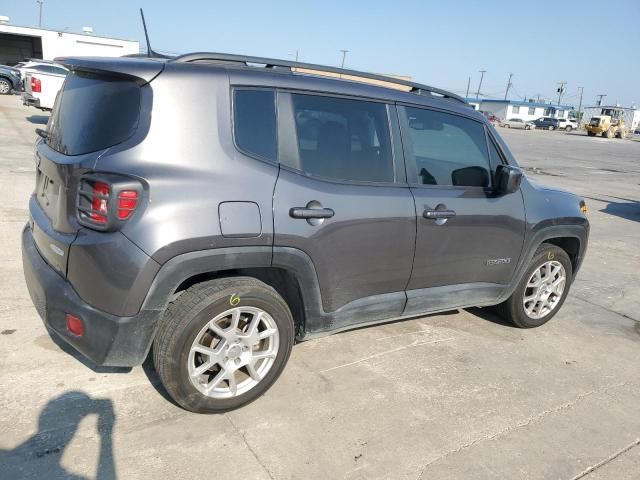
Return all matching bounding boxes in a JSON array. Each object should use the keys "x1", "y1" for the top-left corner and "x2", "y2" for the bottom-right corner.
[
  {"x1": 234, "y1": 89, "x2": 277, "y2": 162},
  {"x1": 291, "y1": 94, "x2": 393, "y2": 183},
  {"x1": 403, "y1": 106, "x2": 491, "y2": 187},
  {"x1": 46, "y1": 71, "x2": 141, "y2": 155}
]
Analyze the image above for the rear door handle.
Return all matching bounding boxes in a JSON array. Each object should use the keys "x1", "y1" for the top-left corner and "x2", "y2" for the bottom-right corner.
[
  {"x1": 289, "y1": 207, "x2": 335, "y2": 219},
  {"x1": 423, "y1": 209, "x2": 456, "y2": 219}
]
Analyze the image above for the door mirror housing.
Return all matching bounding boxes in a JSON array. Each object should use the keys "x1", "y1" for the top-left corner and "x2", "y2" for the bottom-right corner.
[{"x1": 494, "y1": 164, "x2": 523, "y2": 194}]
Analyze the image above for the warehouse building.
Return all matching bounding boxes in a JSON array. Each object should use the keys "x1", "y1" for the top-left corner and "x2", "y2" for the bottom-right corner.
[
  {"x1": 469, "y1": 99, "x2": 574, "y2": 122},
  {"x1": 0, "y1": 22, "x2": 139, "y2": 65}
]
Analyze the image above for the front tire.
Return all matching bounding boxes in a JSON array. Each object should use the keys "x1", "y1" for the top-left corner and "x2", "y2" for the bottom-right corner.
[
  {"x1": 0, "y1": 78, "x2": 11, "y2": 95},
  {"x1": 153, "y1": 277, "x2": 295, "y2": 413},
  {"x1": 548, "y1": 125, "x2": 555, "y2": 131},
  {"x1": 565, "y1": 125, "x2": 573, "y2": 131},
  {"x1": 498, "y1": 244, "x2": 572, "y2": 328}
]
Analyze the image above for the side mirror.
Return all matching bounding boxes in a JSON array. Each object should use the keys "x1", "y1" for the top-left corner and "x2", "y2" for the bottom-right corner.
[{"x1": 494, "y1": 164, "x2": 523, "y2": 194}]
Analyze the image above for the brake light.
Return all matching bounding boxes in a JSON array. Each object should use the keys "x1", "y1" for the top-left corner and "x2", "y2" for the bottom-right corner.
[
  {"x1": 78, "y1": 176, "x2": 142, "y2": 230},
  {"x1": 89, "y1": 182, "x2": 109, "y2": 224},
  {"x1": 117, "y1": 190, "x2": 138, "y2": 219},
  {"x1": 31, "y1": 77, "x2": 41, "y2": 93}
]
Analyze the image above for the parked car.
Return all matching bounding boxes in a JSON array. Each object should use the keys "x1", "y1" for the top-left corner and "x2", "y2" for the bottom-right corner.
[
  {"x1": 14, "y1": 59, "x2": 68, "y2": 81},
  {"x1": 0, "y1": 64, "x2": 22, "y2": 95},
  {"x1": 22, "y1": 53, "x2": 589, "y2": 413},
  {"x1": 557, "y1": 118, "x2": 578, "y2": 131},
  {"x1": 533, "y1": 117, "x2": 560, "y2": 130},
  {"x1": 480, "y1": 110, "x2": 501, "y2": 125},
  {"x1": 500, "y1": 118, "x2": 535, "y2": 130},
  {"x1": 22, "y1": 69, "x2": 67, "y2": 111}
]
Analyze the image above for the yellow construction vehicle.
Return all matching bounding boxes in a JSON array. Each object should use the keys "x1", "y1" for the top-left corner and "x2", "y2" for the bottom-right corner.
[{"x1": 585, "y1": 108, "x2": 629, "y2": 139}]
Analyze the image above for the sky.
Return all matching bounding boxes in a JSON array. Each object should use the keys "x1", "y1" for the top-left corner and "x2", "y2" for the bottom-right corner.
[{"x1": 2, "y1": 0, "x2": 639, "y2": 107}]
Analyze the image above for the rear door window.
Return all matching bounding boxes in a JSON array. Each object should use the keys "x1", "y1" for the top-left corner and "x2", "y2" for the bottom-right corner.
[
  {"x1": 233, "y1": 89, "x2": 277, "y2": 162},
  {"x1": 401, "y1": 106, "x2": 491, "y2": 188},
  {"x1": 289, "y1": 93, "x2": 394, "y2": 183},
  {"x1": 46, "y1": 71, "x2": 141, "y2": 155}
]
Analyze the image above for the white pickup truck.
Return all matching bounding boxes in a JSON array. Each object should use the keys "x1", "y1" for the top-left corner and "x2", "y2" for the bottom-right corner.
[{"x1": 22, "y1": 68, "x2": 67, "y2": 111}]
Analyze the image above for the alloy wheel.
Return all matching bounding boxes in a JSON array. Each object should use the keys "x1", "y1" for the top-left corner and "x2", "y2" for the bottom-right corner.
[
  {"x1": 187, "y1": 306, "x2": 279, "y2": 399},
  {"x1": 522, "y1": 260, "x2": 566, "y2": 319}
]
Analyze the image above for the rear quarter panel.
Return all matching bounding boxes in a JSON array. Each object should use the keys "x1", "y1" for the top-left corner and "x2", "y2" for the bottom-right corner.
[{"x1": 95, "y1": 64, "x2": 278, "y2": 264}]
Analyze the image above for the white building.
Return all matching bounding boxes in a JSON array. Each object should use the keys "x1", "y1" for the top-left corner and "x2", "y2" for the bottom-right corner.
[
  {"x1": 0, "y1": 23, "x2": 139, "y2": 65},
  {"x1": 582, "y1": 105, "x2": 640, "y2": 131},
  {"x1": 467, "y1": 99, "x2": 574, "y2": 122}
]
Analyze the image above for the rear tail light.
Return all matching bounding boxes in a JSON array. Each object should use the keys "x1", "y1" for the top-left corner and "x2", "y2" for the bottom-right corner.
[
  {"x1": 117, "y1": 190, "x2": 138, "y2": 220},
  {"x1": 77, "y1": 175, "x2": 143, "y2": 230},
  {"x1": 89, "y1": 181, "x2": 109, "y2": 224},
  {"x1": 31, "y1": 77, "x2": 41, "y2": 93}
]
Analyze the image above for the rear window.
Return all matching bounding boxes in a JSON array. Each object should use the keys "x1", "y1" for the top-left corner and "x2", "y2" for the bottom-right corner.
[
  {"x1": 233, "y1": 89, "x2": 277, "y2": 162},
  {"x1": 46, "y1": 71, "x2": 141, "y2": 155}
]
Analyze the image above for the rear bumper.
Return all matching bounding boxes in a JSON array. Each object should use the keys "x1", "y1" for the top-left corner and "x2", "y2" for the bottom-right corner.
[
  {"x1": 21, "y1": 93, "x2": 40, "y2": 108},
  {"x1": 21, "y1": 225, "x2": 159, "y2": 366}
]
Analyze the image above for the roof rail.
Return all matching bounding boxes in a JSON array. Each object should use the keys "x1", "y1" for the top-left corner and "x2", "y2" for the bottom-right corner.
[{"x1": 170, "y1": 52, "x2": 467, "y2": 104}]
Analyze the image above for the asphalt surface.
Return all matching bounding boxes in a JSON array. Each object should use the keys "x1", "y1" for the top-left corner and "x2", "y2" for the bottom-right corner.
[{"x1": 1, "y1": 93, "x2": 639, "y2": 480}]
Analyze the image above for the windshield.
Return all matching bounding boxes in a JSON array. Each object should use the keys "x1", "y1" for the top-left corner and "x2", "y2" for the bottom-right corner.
[{"x1": 46, "y1": 71, "x2": 141, "y2": 155}]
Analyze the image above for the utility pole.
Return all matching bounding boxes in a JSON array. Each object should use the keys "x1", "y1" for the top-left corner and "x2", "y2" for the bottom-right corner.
[
  {"x1": 465, "y1": 76, "x2": 471, "y2": 98},
  {"x1": 475, "y1": 70, "x2": 486, "y2": 99},
  {"x1": 36, "y1": 0, "x2": 43, "y2": 27},
  {"x1": 504, "y1": 73, "x2": 513, "y2": 100},
  {"x1": 339, "y1": 49, "x2": 349, "y2": 68},
  {"x1": 556, "y1": 81, "x2": 567, "y2": 105},
  {"x1": 596, "y1": 94, "x2": 607, "y2": 106},
  {"x1": 294, "y1": 49, "x2": 299, "y2": 61},
  {"x1": 577, "y1": 86, "x2": 584, "y2": 125}
]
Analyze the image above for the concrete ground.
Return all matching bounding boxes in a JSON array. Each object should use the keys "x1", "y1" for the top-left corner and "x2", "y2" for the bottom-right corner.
[{"x1": 1, "y1": 93, "x2": 639, "y2": 480}]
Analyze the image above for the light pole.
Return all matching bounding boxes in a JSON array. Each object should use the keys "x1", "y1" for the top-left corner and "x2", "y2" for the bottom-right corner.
[
  {"x1": 37, "y1": 0, "x2": 43, "y2": 27},
  {"x1": 340, "y1": 49, "x2": 349, "y2": 68},
  {"x1": 577, "y1": 87, "x2": 584, "y2": 125},
  {"x1": 475, "y1": 70, "x2": 486, "y2": 99}
]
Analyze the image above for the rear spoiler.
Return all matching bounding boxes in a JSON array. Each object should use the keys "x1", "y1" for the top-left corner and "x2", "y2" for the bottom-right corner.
[{"x1": 53, "y1": 56, "x2": 166, "y2": 84}]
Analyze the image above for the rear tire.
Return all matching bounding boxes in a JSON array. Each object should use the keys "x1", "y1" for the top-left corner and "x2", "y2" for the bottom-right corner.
[
  {"x1": 497, "y1": 244, "x2": 572, "y2": 328},
  {"x1": 587, "y1": 131, "x2": 596, "y2": 136},
  {"x1": 153, "y1": 277, "x2": 295, "y2": 413},
  {"x1": 565, "y1": 125, "x2": 573, "y2": 131},
  {"x1": 548, "y1": 125, "x2": 555, "y2": 131}
]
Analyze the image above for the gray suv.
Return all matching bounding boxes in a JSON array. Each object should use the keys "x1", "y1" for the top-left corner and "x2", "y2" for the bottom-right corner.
[{"x1": 22, "y1": 53, "x2": 589, "y2": 413}]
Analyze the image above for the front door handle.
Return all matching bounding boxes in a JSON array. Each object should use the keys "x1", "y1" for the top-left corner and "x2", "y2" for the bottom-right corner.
[
  {"x1": 290, "y1": 207, "x2": 335, "y2": 219},
  {"x1": 423, "y1": 209, "x2": 456, "y2": 219}
]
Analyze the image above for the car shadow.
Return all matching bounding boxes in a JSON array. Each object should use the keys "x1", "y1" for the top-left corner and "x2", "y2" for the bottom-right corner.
[
  {"x1": 141, "y1": 353, "x2": 182, "y2": 408},
  {"x1": 26, "y1": 115, "x2": 49, "y2": 125},
  {"x1": 464, "y1": 306, "x2": 518, "y2": 328},
  {"x1": 0, "y1": 391, "x2": 117, "y2": 479},
  {"x1": 600, "y1": 200, "x2": 640, "y2": 223},
  {"x1": 583, "y1": 195, "x2": 640, "y2": 223}
]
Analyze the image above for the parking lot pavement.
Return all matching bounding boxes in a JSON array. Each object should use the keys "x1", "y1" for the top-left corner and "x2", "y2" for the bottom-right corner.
[{"x1": 0, "y1": 93, "x2": 639, "y2": 479}]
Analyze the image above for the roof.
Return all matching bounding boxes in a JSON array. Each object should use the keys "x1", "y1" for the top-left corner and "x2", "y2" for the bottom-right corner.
[
  {"x1": 465, "y1": 98, "x2": 574, "y2": 110},
  {"x1": 0, "y1": 23, "x2": 138, "y2": 44}
]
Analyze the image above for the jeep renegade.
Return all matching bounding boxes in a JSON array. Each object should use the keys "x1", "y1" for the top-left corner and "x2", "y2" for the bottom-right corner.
[{"x1": 22, "y1": 53, "x2": 589, "y2": 413}]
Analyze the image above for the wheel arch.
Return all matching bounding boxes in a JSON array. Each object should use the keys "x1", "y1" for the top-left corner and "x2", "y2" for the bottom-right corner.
[
  {"x1": 497, "y1": 224, "x2": 589, "y2": 303},
  {"x1": 140, "y1": 246, "x2": 321, "y2": 341}
]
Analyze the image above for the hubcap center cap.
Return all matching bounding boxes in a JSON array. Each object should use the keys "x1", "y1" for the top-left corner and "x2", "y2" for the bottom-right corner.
[{"x1": 227, "y1": 344, "x2": 242, "y2": 360}]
